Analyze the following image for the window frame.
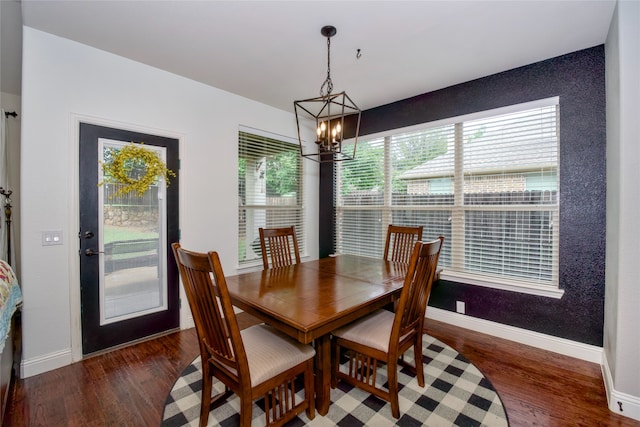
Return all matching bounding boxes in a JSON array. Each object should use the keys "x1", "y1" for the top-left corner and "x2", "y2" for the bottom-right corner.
[{"x1": 335, "y1": 98, "x2": 564, "y2": 298}]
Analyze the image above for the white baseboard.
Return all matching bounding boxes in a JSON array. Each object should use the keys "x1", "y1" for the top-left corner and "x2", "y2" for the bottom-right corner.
[
  {"x1": 426, "y1": 307, "x2": 603, "y2": 364},
  {"x1": 20, "y1": 311, "x2": 193, "y2": 378},
  {"x1": 180, "y1": 310, "x2": 194, "y2": 330},
  {"x1": 21, "y1": 348, "x2": 74, "y2": 378},
  {"x1": 602, "y1": 351, "x2": 640, "y2": 422}
]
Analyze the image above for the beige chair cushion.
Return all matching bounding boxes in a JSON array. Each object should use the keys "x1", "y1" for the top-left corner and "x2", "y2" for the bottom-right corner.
[
  {"x1": 332, "y1": 309, "x2": 395, "y2": 352},
  {"x1": 241, "y1": 324, "x2": 316, "y2": 387}
]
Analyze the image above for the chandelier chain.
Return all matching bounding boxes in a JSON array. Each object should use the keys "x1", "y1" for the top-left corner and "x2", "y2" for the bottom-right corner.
[{"x1": 320, "y1": 35, "x2": 333, "y2": 97}]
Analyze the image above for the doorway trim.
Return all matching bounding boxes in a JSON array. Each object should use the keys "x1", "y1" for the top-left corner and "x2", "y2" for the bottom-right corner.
[{"x1": 69, "y1": 114, "x2": 185, "y2": 362}]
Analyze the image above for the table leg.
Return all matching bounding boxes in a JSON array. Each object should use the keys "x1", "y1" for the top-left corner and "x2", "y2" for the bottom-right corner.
[{"x1": 314, "y1": 334, "x2": 331, "y2": 415}]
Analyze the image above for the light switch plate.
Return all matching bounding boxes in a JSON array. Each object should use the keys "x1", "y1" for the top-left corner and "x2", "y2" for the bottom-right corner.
[{"x1": 42, "y1": 230, "x2": 63, "y2": 246}]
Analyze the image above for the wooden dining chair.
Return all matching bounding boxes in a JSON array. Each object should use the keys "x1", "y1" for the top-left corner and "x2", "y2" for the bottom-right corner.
[
  {"x1": 383, "y1": 224, "x2": 424, "y2": 263},
  {"x1": 259, "y1": 226, "x2": 301, "y2": 269},
  {"x1": 331, "y1": 236, "x2": 444, "y2": 419},
  {"x1": 172, "y1": 243, "x2": 315, "y2": 427}
]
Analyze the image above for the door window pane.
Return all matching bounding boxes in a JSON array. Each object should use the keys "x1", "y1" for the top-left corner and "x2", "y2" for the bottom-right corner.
[{"x1": 100, "y1": 140, "x2": 168, "y2": 324}]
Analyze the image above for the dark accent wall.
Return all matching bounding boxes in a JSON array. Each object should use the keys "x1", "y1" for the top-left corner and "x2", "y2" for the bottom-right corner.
[
  {"x1": 319, "y1": 162, "x2": 335, "y2": 259},
  {"x1": 319, "y1": 46, "x2": 606, "y2": 346}
]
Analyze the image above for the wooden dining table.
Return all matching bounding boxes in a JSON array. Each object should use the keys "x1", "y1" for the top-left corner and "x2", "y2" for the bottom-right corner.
[{"x1": 225, "y1": 254, "x2": 408, "y2": 415}]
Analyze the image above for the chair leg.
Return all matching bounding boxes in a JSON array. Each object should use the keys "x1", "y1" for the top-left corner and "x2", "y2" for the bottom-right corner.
[
  {"x1": 414, "y1": 338, "x2": 425, "y2": 387},
  {"x1": 387, "y1": 360, "x2": 400, "y2": 419},
  {"x1": 239, "y1": 396, "x2": 253, "y2": 427},
  {"x1": 330, "y1": 338, "x2": 339, "y2": 388},
  {"x1": 200, "y1": 366, "x2": 212, "y2": 427}
]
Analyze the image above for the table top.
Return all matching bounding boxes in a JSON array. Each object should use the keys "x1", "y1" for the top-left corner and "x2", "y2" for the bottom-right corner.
[{"x1": 225, "y1": 255, "x2": 408, "y2": 344}]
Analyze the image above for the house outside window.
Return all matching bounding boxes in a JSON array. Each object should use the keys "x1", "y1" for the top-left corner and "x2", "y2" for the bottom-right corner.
[
  {"x1": 335, "y1": 98, "x2": 560, "y2": 295},
  {"x1": 238, "y1": 129, "x2": 304, "y2": 267}
]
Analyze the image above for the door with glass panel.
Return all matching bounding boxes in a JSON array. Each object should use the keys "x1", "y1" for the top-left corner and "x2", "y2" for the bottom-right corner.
[{"x1": 79, "y1": 123, "x2": 179, "y2": 355}]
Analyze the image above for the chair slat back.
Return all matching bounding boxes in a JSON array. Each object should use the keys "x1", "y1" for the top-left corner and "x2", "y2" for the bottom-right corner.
[
  {"x1": 393, "y1": 236, "x2": 444, "y2": 344},
  {"x1": 384, "y1": 225, "x2": 424, "y2": 263},
  {"x1": 172, "y1": 243, "x2": 247, "y2": 377},
  {"x1": 259, "y1": 226, "x2": 301, "y2": 269}
]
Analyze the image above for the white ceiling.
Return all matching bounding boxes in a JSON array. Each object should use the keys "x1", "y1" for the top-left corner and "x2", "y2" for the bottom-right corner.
[{"x1": 2, "y1": 0, "x2": 616, "y2": 113}]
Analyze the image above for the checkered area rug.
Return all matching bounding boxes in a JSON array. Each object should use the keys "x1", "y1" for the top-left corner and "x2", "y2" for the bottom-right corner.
[{"x1": 162, "y1": 334, "x2": 509, "y2": 426}]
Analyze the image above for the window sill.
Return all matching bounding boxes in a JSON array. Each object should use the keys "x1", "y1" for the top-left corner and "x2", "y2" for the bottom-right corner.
[{"x1": 439, "y1": 270, "x2": 565, "y2": 299}]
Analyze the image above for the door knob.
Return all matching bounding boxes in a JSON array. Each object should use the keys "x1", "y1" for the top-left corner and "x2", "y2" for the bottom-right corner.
[{"x1": 84, "y1": 248, "x2": 104, "y2": 256}]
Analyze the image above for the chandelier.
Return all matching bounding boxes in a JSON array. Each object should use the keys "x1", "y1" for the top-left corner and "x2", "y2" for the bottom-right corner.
[{"x1": 294, "y1": 26, "x2": 361, "y2": 163}]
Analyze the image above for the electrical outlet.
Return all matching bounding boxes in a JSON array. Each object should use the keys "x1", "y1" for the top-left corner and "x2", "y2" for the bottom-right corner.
[{"x1": 456, "y1": 300, "x2": 466, "y2": 314}]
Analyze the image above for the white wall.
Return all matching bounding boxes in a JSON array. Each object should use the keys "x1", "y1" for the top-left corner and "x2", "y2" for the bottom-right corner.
[
  {"x1": 604, "y1": 0, "x2": 640, "y2": 421},
  {"x1": 20, "y1": 27, "x2": 319, "y2": 377}
]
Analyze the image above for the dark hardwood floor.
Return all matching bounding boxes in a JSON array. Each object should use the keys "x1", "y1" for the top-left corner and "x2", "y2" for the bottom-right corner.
[{"x1": 5, "y1": 314, "x2": 639, "y2": 427}]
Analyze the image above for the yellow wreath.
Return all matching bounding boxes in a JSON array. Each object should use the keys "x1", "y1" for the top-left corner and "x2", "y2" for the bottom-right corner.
[{"x1": 100, "y1": 143, "x2": 176, "y2": 198}]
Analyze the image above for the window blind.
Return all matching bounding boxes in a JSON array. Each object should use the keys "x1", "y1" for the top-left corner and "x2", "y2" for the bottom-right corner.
[
  {"x1": 460, "y1": 106, "x2": 558, "y2": 284},
  {"x1": 335, "y1": 100, "x2": 559, "y2": 289},
  {"x1": 238, "y1": 131, "x2": 304, "y2": 266}
]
